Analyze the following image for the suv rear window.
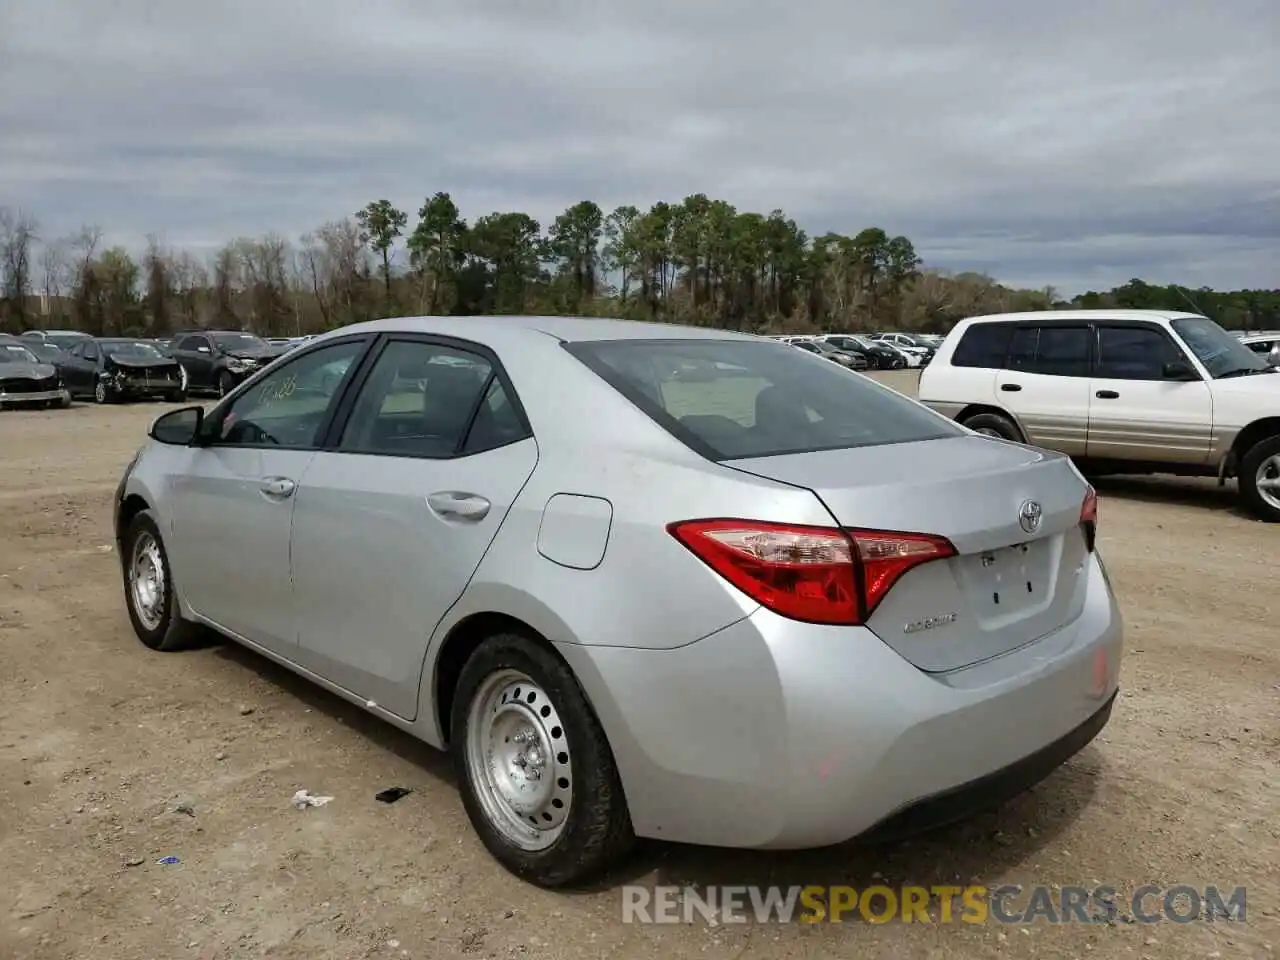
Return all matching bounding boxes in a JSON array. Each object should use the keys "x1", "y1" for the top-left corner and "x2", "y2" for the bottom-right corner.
[
  {"x1": 951, "y1": 323, "x2": 1013, "y2": 368},
  {"x1": 565, "y1": 338, "x2": 961, "y2": 460}
]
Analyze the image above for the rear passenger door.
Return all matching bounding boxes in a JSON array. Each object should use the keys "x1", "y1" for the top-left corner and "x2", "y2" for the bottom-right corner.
[
  {"x1": 288, "y1": 335, "x2": 538, "y2": 720},
  {"x1": 1086, "y1": 322, "x2": 1213, "y2": 464},
  {"x1": 993, "y1": 325, "x2": 1092, "y2": 455}
]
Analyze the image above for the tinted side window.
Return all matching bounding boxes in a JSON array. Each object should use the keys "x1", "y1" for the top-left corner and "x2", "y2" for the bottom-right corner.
[
  {"x1": 214, "y1": 340, "x2": 366, "y2": 448},
  {"x1": 1030, "y1": 326, "x2": 1091, "y2": 377},
  {"x1": 952, "y1": 323, "x2": 1013, "y2": 368},
  {"x1": 83, "y1": 342, "x2": 99, "y2": 361},
  {"x1": 1245, "y1": 340, "x2": 1274, "y2": 355},
  {"x1": 1096, "y1": 326, "x2": 1184, "y2": 381},
  {"x1": 1007, "y1": 327, "x2": 1038, "y2": 371},
  {"x1": 462, "y1": 375, "x2": 530, "y2": 454},
  {"x1": 338, "y1": 341, "x2": 493, "y2": 458}
]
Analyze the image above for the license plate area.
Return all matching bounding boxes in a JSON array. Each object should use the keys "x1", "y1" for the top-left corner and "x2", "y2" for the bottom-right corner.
[{"x1": 957, "y1": 539, "x2": 1052, "y2": 621}]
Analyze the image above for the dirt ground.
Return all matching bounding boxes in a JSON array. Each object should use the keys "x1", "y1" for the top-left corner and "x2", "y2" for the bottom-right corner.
[{"x1": 1, "y1": 371, "x2": 1276, "y2": 960}]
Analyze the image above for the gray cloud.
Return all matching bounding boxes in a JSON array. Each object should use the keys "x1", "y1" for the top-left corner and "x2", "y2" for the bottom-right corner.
[{"x1": 2, "y1": 0, "x2": 1276, "y2": 292}]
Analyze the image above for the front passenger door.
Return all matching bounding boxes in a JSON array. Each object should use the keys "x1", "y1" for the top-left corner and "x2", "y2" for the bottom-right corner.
[
  {"x1": 164, "y1": 338, "x2": 371, "y2": 651},
  {"x1": 993, "y1": 325, "x2": 1092, "y2": 455},
  {"x1": 289, "y1": 337, "x2": 538, "y2": 719},
  {"x1": 1086, "y1": 324, "x2": 1213, "y2": 464}
]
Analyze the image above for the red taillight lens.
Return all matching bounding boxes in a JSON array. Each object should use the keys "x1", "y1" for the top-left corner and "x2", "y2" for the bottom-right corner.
[
  {"x1": 1080, "y1": 485, "x2": 1098, "y2": 552},
  {"x1": 667, "y1": 519, "x2": 954, "y2": 625}
]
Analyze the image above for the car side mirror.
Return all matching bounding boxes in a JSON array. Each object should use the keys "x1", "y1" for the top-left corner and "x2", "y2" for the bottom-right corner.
[
  {"x1": 1162, "y1": 360, "x2": 1198, "y2": 381},
  {"x1": 150, "y1": 405, "x2": 204, "y2": 445}
]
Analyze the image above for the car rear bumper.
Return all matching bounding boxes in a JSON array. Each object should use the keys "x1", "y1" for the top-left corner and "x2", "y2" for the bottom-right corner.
[{"x1": 558, "y1": 552, "x2": 1122, "y2": 850}]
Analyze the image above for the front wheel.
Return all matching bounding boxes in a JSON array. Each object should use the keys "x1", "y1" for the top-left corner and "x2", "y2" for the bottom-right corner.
[
  {"x1": 93, "y1": 380, "x2": 112, "y2": 404},
  {"x1": 121, "y1": 510, "x2": 203, "y2": 651},
  {"x1": 451, "y1": 633, "x2": 634, "y2": 887},
  {"x1": 1238, "y1": 435, "x2": 1280, "y2": 522},
  {"x1": 217, "y1": 371, "x2": 236, "y2": 398}
]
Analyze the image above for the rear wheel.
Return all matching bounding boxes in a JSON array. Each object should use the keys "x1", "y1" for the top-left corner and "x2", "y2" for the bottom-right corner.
[
  {"x1": 451, "y1": 633, "x2": 634, "y2": 887},
  {"x1": 962, "y1": 411, "x2": 1022, "y2": 442},
  {"x1": 121, "y1": 510, "x2": 202, "y2": 651},
  {"x1": 1238, "y1": 435, "x2": 1280, "y2": 522}
]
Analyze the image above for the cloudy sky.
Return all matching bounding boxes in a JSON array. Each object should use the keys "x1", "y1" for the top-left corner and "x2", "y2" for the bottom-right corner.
[{"x1": 2, "y1": 0, "x2": 1276, "y2": 293}]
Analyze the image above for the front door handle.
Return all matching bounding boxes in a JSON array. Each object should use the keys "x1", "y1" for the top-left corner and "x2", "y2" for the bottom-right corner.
[
  {"x1": 260, "y1": 477, "x2": 296, "y2": 499},
  {"x1": 428, "y1": 491, "x2": 491, "y2": 521},
  {"x1": 1095, "y1": 390, "x2": 1120, "y2": 399},
  {"x1": 1000, "y1": 383, "x2": 1022, "y2": 392}
]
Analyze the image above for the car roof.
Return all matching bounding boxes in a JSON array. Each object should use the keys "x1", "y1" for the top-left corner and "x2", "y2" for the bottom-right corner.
[
  {"x1": 958, "y1": 309, "x2": 1205, "y2": 327},
  {"x1": 331, "y1": 315, "x2": 765, "y2": 346}
]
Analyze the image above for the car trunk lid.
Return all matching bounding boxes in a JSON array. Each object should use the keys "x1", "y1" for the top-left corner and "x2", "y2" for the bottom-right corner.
[{"x1": 726, "y1": 435, "x2": 1091, "y2": 672}]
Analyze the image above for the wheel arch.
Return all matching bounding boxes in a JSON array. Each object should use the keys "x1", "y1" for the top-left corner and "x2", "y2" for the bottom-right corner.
[{"x1": 1224, "y1": 417, "x2": 1280, "y2": 478}]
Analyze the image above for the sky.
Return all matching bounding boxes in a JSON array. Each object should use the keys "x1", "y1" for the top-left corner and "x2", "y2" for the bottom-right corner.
[{"x1": 1, "y1": 0, "x2": 1276, "y2": 295}]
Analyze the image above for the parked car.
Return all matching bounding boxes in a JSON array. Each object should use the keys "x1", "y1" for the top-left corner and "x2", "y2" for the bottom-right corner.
[
  {"x1": 870, "y1": 332, "x2": 936, "y2": 365},
  {"x1": 168, "y1": 330, "x2": 289, "y2": 397},
  {"x1": 1238, "y1": 333, "x2": 1280, "y2": 367},
  {"x1": 19, "y1": 329, "x2": 93, "y2": 352},
  {"x1": 790, "y1": 337, "x2": 869, "y2": 370},
  {"x1": 55, "y1": 338, "x2": 187, "y2": 404},
  {"x1": 820, "y1": 334, "x2": 907, "y2": 370},
  {"x1": 25, "y1": 341, "x2": 67, "y2": 364},
  {"x1": 0, "y1": 340, "x2": 71, "y2": 408},
  {"x1": 918, "y1": 309, "x2": 1280, "y2": 521},
  {"x1": 114, "y1": 315, "x2": 1121, "y2": 887}
]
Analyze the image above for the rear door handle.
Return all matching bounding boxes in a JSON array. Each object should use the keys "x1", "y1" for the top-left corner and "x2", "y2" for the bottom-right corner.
[
  {"x1": 260, "y1": 477, "x2": 296, "y2": 499},
  {"x1": 428, "y1": 491, "x2": 491, "y2": 521},
  {"x1": 1095, "y1": 390, "x2": 1119, "y2": 399},
  {"x1": 1000, "y1": 383, "x2": 1022, "y2": 392}
]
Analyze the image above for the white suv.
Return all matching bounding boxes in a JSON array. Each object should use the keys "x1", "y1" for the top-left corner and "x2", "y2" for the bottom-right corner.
[{"x1": 919, "y1": 309, "x2": 1280, "y2": 522}]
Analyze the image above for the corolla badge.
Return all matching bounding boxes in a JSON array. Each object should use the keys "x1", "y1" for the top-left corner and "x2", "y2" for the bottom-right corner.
[
  {"x1": 903, "y1": 612, "x2": 957, "y2": 634},
  {"x1": 1018, "y1": 499, "x2": 1043, "y2": 534}
]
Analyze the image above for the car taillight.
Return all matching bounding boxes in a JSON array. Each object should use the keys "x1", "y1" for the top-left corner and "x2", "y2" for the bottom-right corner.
[
  {"x1": 1080, "y1": 485, "x2": 1098, "y2": 553},
  {"x1": 667, "y1": 519, "x2": 954, "y2": 626}
]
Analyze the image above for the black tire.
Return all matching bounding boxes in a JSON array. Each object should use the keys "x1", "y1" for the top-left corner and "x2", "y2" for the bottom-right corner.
[
  {"x1": 1238, "y1": 434, "x2": 1280, "y2": 522},
  {"x1": 93, "y1": 380, "x2": 112, "y2": 404},
  {"x1": 120, "y1": 510, "x2": 202, "y2": 651},
  {"x1": 167, "y1": 389, "x2": 188, "y2": 403},
  {"x1": 450, "y1": 633, "x2": 635, "y2": 887},
  {"x1": 962, "y1": 411, "x2": 1023, "y2": 442},
  {"x1": 217, "y1": 371, "x2": 236, "y2": 398}
]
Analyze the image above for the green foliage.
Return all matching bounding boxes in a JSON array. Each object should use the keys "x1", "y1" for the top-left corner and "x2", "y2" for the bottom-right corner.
[{"x1": 3, "y1": 198, "x2": 1277, "y2": 337}]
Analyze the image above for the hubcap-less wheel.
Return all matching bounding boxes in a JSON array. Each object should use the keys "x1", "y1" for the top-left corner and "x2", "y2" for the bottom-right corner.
[
  {"x1": 1254, "y1": 454, "x2": 1280, "y2": 512},
  {"x1": 465, "y1": 669, "x2": 573, "y2": 851},
  {"x1": 129, "y1": 531, "x2": 166, "y2": 632}
]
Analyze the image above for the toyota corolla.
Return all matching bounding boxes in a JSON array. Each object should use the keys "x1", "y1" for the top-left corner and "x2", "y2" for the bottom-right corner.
[{"x1": 112, "y1": 316, "x2": 1123, "y2": 887}]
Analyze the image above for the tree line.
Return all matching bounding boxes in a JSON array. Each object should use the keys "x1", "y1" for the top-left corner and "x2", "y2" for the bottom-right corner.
[{"x1": 1, "y1": 199, "x2": 1276, "y2": 338}]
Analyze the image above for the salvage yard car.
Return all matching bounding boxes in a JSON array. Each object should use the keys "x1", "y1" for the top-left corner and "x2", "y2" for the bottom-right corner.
[
  {"x1": 918, "y1": 309, "x2": 1280, "y2": 521},
  {"x1": 113, "y1": 315, "x2": 1122, "y2": 887},
  {"x1": 55, "y1": 338, "x2": 187, "y2": 404},
  {"x1": 167, "y1": 330, "x2": 289, "y2": 397},
  {"x1": 0, "y1": 339, "x2": 71, "y2": 408}
]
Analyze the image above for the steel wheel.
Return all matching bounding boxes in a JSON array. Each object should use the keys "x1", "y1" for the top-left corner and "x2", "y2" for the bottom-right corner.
[
  {"x1": 1254, "y1": 453, "x2": 1280, "y2": 512},
  {"x1": 129, "y1": 531, "x2": 166, "y2": 632},
  {"x1": 464, "y1": 669, "x2": 574, "y2": 852}
]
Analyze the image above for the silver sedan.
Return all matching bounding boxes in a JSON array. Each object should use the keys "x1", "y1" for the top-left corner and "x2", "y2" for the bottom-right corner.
[{"x1": 113, "y1": 315, "x2": 1123, "y2": 887}]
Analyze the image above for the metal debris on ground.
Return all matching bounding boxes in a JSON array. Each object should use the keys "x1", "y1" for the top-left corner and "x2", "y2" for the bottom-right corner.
[{"x1": 375, "y1": 787, "x2": 412, "y2": 804}]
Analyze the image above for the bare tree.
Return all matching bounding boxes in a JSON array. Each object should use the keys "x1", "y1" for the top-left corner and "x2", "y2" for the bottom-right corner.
[
  {"x1": 144, "y1": 235, "x2": 175, "y2": 335},
  {"x1": 39, "y1": 238, "x2": 70, "y2": 320},
  {"x1": 0, "y1": 207, "x2": 39, "y2": 329}
]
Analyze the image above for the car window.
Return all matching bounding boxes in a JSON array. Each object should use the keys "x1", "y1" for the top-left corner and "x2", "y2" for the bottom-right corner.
[
  {"x1": 1007, "y1": 327, "x2": 1038, "y2": 371},
  {"x1": 213, "y1": 332, "x2": 268, "y2": 353},
  {"x1": 461, "y1": 374, "x2": 530, "y2": 455},
  {"x1": 213, "y1": 340, "x2": 366, "y2": 448},
  {"x1": 102, "y1": 341, "x2": 165, "y2": 360},
  {"x1": 1245, "y1": 340, "x2": 1273, "y2": 355},
  {"x1": 338, "y1": 340, "x2": 495, "y2": 458},
  {"x1": 1095, "y1": 326, "x2": 1186, "y2": 380},
  {"x1": 1171, "y1": 316, "x2": 1268, "y2": 378},
  {"x1": 952, "y1": 323, "x2": 1014, "y2": 368},
  {"x1": 0, "y1": 344, "x2": 39, "y2": 363},
  {"x1": 83, "y1": 342, "x2": 99, "y2": 361},
  {"x1": 566, "y1": 339, "x2": 962, "y2": 461},
  {"x1": 1029, "y1": 326, "x2": 1091, "y2": 377}
]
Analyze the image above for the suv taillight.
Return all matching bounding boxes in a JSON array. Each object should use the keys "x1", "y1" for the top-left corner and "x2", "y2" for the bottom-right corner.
[
  {"x1": 1080, "y1": 486, "x2": 1098, "y2": 553},
  {"x1": 667, "y1": 519, "x2": 955, "y2": 625}
]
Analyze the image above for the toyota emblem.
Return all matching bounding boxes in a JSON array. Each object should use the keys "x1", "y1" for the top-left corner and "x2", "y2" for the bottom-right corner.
[{"x1": 1018, "y1": 499, "x2": 1043, "y2": 534}]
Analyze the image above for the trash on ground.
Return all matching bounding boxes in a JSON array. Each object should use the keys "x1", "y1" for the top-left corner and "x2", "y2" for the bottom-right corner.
[
  {"x1": 156, "y1": 856, "x2": 180, "y2": 865},
  {"x1": 291, "y1": 789, "x2": 334, "y2": 809},
  {"x1": 375, "y1": 786, "x2": 412, "y2": 804},
  {"x1": 124, "y1": 856, "x2": 145, "y2": 867},
  {"x1": 174, "y1": 801, "x2": 195, "y2": 816}
]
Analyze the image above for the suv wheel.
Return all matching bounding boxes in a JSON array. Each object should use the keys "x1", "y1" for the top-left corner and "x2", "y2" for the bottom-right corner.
[
  {"x1": 962, "y1": 411, "x2": 1022, "y2": 442},
  {"x1": 1238, "y1": 435, "x2": 1280, "y2": 522}
]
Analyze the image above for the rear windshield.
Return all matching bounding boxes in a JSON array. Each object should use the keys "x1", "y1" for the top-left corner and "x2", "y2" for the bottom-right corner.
[{"x1": 565, "y1": 338, "x2": 961, "y2": 460}]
